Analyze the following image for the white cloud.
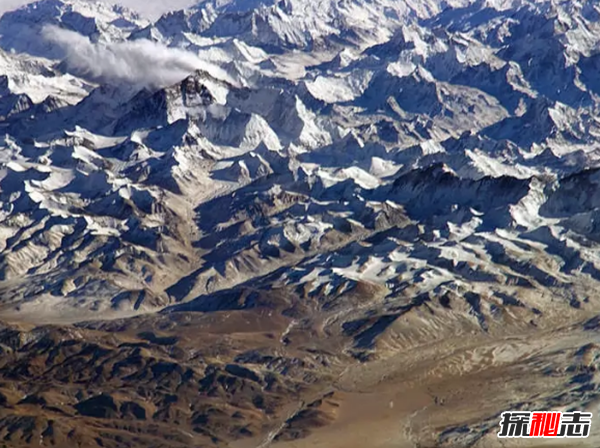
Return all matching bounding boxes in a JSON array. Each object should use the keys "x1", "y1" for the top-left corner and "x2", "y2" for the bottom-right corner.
[
  {"x1": 0, "y1": 0, "x2": 33, "y2": 16},
  {"x1": 42, "y1": 25, "x2": 205, "y2": 89},
  {"x1": 0, "y1": 0, "x2": 197, "y2": 20}
]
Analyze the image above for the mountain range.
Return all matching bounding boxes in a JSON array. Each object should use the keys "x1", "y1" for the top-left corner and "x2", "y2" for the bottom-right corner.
[{"x1": 1, "y1": 0, "x2": 600, "y2": 447}]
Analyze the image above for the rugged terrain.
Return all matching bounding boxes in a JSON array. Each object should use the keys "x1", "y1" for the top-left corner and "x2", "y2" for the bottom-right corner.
[{"x1": 2, "y1": 0, "x2": 600, "y2": 446}]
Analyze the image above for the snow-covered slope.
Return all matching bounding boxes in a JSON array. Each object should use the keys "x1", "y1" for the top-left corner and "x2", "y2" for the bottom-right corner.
[
  {"x1": 0, "y1": 0, "x2": 147, "y2": 58},
  {"x1": 0, "y1": 0, "x2": 600, "y2": 324}
]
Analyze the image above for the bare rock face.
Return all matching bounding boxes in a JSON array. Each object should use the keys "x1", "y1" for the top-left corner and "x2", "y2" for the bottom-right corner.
[{"x1": 75, "y1": 394, "x2": 119, "y2": 419}]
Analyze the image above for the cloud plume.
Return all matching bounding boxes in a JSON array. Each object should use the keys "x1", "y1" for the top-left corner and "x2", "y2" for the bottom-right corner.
[{"x1": 42, "y1": 25, "x2": 205, "y2": 89}]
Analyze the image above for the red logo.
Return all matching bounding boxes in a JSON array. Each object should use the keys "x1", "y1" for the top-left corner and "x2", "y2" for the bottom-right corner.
[{"x1": 498, "y1": 411, "x2": 592, "y2": 438}]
